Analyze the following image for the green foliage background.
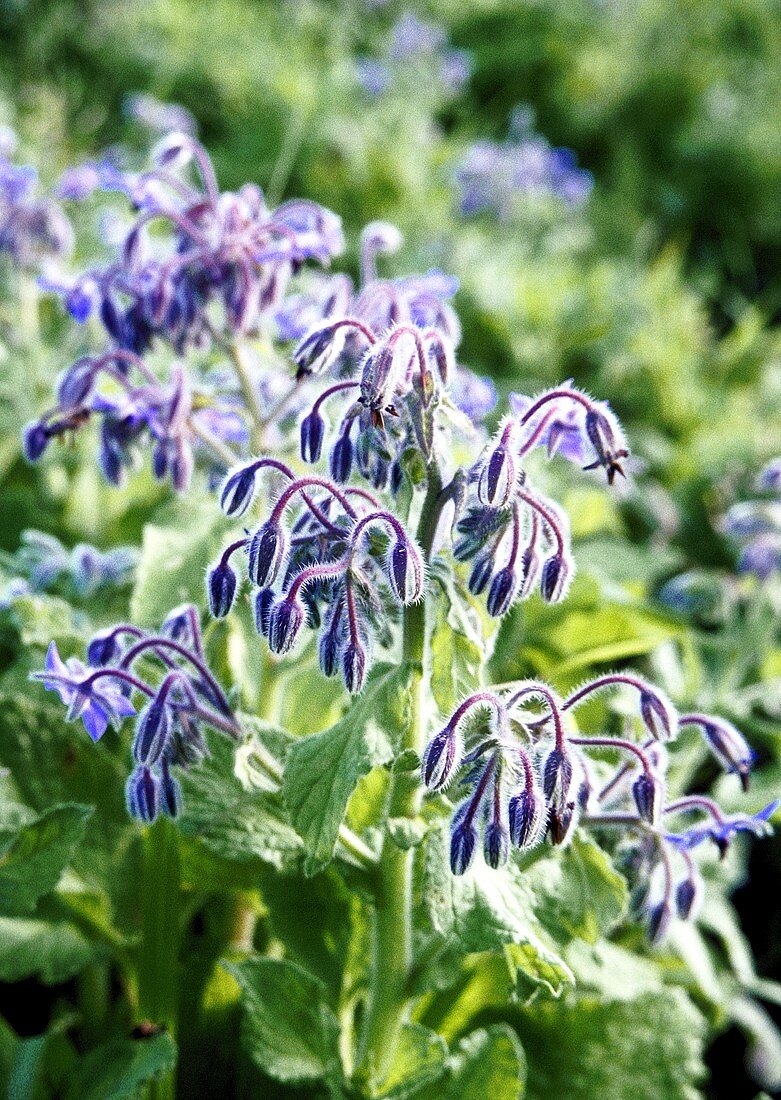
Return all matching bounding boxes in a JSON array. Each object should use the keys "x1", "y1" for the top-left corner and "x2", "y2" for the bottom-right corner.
[{"x1": 0, "y1": 2, "x2": 780, "y2": 1098}]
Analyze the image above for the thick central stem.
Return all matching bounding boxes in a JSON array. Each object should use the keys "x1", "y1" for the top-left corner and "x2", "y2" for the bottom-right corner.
[
  {"x1": 139, "y1": 817, "x2": 181, "y2": 1100},
  {"x1": 354, "y1": 465, "x2": 442, "y2": 1088}
]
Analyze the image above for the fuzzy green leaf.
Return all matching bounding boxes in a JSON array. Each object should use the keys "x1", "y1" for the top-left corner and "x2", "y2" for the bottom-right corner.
[
  {"x1": 517, "y1": 989, "x2": 707, "y2": 1100},
  {"x1": 283, "y1": 663, "x2": 410, "y2": 874},
  {"x1": 429, "y1": 556, "x2": 495, "y2": 716},
  {"x1": 178, "y1": 728, "x2": 302, "y2": 874},
  {"x1": 63, "y1": 1033, "x2": 177, "y2": 1100},
  {"x1": 0, "y1": 915, "x2": 94, "y2": 984},
  {"x1": 227, "y1": 957, "x2": 340, "y2": 1085},
  {"x1": 0, "y1": 803, "x2": 92, "y2": 916},
  {"x1": 429, "y1": 1025, "x2": 526, "y2": 1100},
  {"x1": 131, "y1": 498, "x2": 229, "y2": 627}
]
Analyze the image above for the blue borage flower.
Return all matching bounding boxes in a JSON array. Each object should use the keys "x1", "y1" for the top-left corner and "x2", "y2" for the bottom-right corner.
[
  {"x1": 4, "y1": 529, "x2": 137, "y2": 598},
  {"x1": 720, "y1": 458, "x2": 781, "y2": 580},
  {"x1": 33, "y1": 606, "x2": 239, "y2": 823},
  {"x1": 421, "y1": 672, "x2": 777, "y2": 943},
  {"x1": 454, "y1": 113, "x2": 593, "y2": 220},
  {"x1": 43, "y1": 133, "x2": 343, "y2": 352},
  {"x1": 0, "y1": 134, "x2": 73, "y2": 267},
  {"x1": 210, "y1": 456, "x2": 424, "y2": 694},
  {"x1": 355, "y1": 11, "x2": 472, "y2": 99}
]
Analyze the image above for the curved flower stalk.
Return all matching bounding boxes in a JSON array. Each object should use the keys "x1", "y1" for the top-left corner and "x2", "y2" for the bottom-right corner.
[
  {"x1": 453, "y1": 384, "x2": 628, "y2": 614},
  {"x1": 33, "y1": 604, "x2": 240, "y2": 824},
  {"x1": 209, "y1": 455, "x2": 424, "y2": 694},
  {"x1": 422, "y1": 672, "x2": 777, "y2": 942}
]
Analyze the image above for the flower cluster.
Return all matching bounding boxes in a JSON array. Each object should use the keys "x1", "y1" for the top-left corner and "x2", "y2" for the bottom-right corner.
[
  {"x1": 453, "y1": 385, "x2": 628, "y2": 615},
  {"x1": 454, "y1": 110, "x2": 593, "y2": 219},
  {"x1": 23, "y1": 347, "x2": 246, "y2": 492},
  {"x1": 356, "y1": 11, "x2": 472, "y2": 97},
  {"x1": 1, "y1": 529, "x2": 136, "y2": 600},
  {"x1": 209, "y1": 457, "x2": 424, "y2": 694},
  {"x1": 0, "y1": 131, "x2": 73, "y2": 268},
  {"x1": 422, "y1": 672, "x2": 776, "y2": 942},
  {"x1": 721, "y1": 457, "x2": 781, "y2": 579},
  {"x1": 35, "y1": 605, "x2": 238, "y2": 823},
  {"x1": 48, "y1": 133, "x2": 343, "y2": 353}
]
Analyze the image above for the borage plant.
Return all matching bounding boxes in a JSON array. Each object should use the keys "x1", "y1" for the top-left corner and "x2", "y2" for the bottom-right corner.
[{"x1": 24, "y1": 132, "x2": 778, "y2": 1098}]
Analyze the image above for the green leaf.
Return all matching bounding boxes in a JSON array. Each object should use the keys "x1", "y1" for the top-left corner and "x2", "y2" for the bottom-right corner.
[
  {"x1": 131, "y1": 497, "x2": 230, "y2": 627},
  {"x1": 283, "y1": 663, "x2": 410, "y2": 874},
  {"x1": 376, "y1": 1024, "x2": 448, "y2": 1099},
  {"x1": 63, "y1": 1033, "x2": 177, "y2": 1100},
  {"x1": 429, "y1": 1025, "x2": 526, "y2": 1100},
  {"x1": 525, "y1": 835, "x2": 628, "y2": 944},
  {"x1": 178, "y1": 728, "x2": 302, "y2": 874},
  {"x1": 7, "y1": 593, "x2": 89, "y2": 652},
  {"x1": 0, "y1": 915, "x2": 94, "y2": 984},
  {"x1": 0, "y1": 690, "x2": 141, "y2": 928},
  {"x1": 516, "y1": 988, "x2": 707, "y2": 1100},
  {"x1": 226, "y1": 957, "x2": 340, "y2": 1085},
  {"x1": 418, "y1": 826, "x2": 573, "y2": 996},
  {"x1": 0, "y1": 803, "x2": 92, "y2": 916},
  {"x1": 429, "y1": 556, "x2": 496, "y2": 716}
]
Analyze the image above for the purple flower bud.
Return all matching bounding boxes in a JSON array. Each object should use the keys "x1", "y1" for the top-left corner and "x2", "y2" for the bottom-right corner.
[
  {"x1": 66, "y1": 284, "x2": 96, "y2": 324},
  {"x1": 300, "y1": 409, "x2": 325, "y2": 463},
  {"x1": 133, "y1": 695, "x2": 170, "y2": 766},
  {"x1": 540, "y1": 553, "x2": 570, "y2": 602},
  {"x1": 159, "y1": 761, "x2": 182, "y2": 819},
  {"x1": 248, "y1": 522, "x2": 286, "y2": 587},
  {"x1": 23, "y1": 421, "x2": 49, "y2": 462},
  {"x1": 478, "y1": 442, "x2": 516, "y2": 507},
  {"x1": 584, "y1": 408, "x2": 628, "y2": 485},
  {"x1": 220, "y1": 464, "x2": 258, "y2": 518},
  {"x1": 487, "y1": 566, "x2": 517, "y2": 617},
  {"x1": 126, "y1": 766, "x2": 159, "y2": 824},
  {"x1": 640, "y1": 689, "x2": 677, "y2": 742},
  {"x1": 484, "y1": 819, "x2": 509, "y2": 869},
  {"x1": 56, "y1": 356, "x2": 95, "y2": 409},
  {"x1": 253, "y1": 587, "x2": 274, "y2": 637},
  {"x1": 700, "y1": 717, "x2": 754, "y2": 791},
  {"x1": 450, "y1": 812, "x2": 477, "y2": 875},
  {"x1": 207, "y1": 559, "x2": 237, "y2": 618},
  {"x1": 170, "y1": 439, "x2": 194, "y2": 493},
  {"x1": 387, "y1": 538, "x2": 424, "y2": 604},
  {"x1": 548, "y1": 801, "x2": 578, "y2": 846},
  {"x1": 647, "y1": 901, "x2": 672, "y2": 945},
  {"x1": 342, "y1": 640, "x2": 368, "y2": 694},
  {"x1": 675, "y1": 875, "x2": 702, "y2": 920},
  {"x1": 421, "y1": 726, "x2": 462, "y2": 790},
  {"x1": 319, "y1": 625, "x2": 343, "y2": 678},
  {"x1": 267, "y1": 596, "x2": 304, "y2": 655},
  {"x1": 330, "y1": 432, "x2": 354, "y2": 483},
  {"x1": 508, "y1": 787, "x2": 547, "y2": 848},
  {"x1": 390, "y1": 460, "x2": 403, "y2": 495},
  {"x1": 543, "y1": 747, "x2": 573, "y2": 803},
  {"x1": 632, "y1": 772, "x2": 663, "y2": 825},
  {"x1": 468, "y1": 555, "x2": 493, "y2": 596},
  {"x1": 293, "y1": 321, "x2": 347, "y2": 377},
  {"x1": 86, "y1": 629, "x2": 121, "y2": 667}
]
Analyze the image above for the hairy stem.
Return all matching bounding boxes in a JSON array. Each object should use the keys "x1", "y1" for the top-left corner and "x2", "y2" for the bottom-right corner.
[
  {"x1": 354, "y1": 465, "x2": 443, "y2": 1088},
  {"x1": 138, "y1": 817, "x2": 181, "y2": 1100}
]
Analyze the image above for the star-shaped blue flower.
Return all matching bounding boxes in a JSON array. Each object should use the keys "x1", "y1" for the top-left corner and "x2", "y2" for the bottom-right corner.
[{"x1": 37, "y1": 641, "x2": 136, "y2": 741}]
